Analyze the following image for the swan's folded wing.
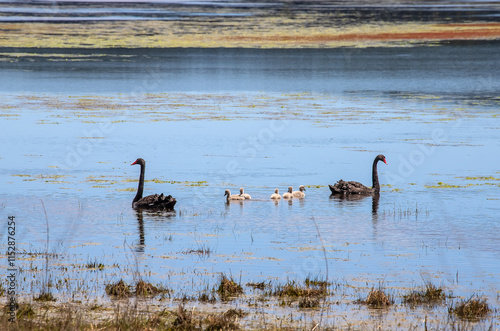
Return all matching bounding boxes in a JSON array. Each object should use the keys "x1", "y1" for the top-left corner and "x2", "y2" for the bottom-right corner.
[
  {"x1": 135, "y1": 194, "x2": 176, "y2": 210},
  {"x1": 344, "y1": 181, "x2": 369, "y2": 194},
  {"x1": 330, "y1": 180, "x2": 369, "y2": 195}
]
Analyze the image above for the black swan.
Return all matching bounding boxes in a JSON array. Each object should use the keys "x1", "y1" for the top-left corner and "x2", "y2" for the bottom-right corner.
[
  {"x1": 270, "y1": 188, "x2": 281, "y2": 200},
  {"x1": 282, "y1": 186, "x2": 293, "y2": 199},
  {"x1": 292, "y1": 185, "x2": 306, "y2": 198},
  {"x1": 225, "y1": 189, "x2": 245, "y2": 202},
  {"x1": 329, "y1": 154, "x2": 387, "y2": 196},
  {"x1": 239, "y1": 187, "x2": 252, "y2": 199},
  {"x1": 131, "y1": 158, "x2": 176, "y2": 210}
]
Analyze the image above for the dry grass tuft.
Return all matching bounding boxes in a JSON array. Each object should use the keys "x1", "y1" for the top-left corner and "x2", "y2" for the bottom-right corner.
[
  {"x1": 361, "y1": 287, "x2": 393, "y2": 308},
  {"x1": 198, "y1": 292, "x2": 217, "y2": 303},
  {"x1": 272, "y1": 279, "x2": 328, "y2": 308},
  {"x1": 173, "y1": 304, "x2": 201, "y2": 330},
  {"x1": 16, "y1": 303, "x2": 35, "y2": 319},
  {"x1": 135, "y1": 280, "x2": 161, "y2": 297},
  {"x1": 34, "y1": 291, "x2": 56, "y2": 302},
  {"x1": 246, "y1": 281, "x2": 270, "y2": 290},
  {"x1": 105, "y1": 279, "x2": 131, "y2": 299},
  {"x1": 215, "y1": 274, "x2": 244, "y2": 301},
  {"x1": 205, "y1": 309, "x2": 247, "y2": 330},
  {"x1": 403, "y1": 282, "x2": 446, "y2": 306},
  {"x1": 449, "y1": 295, "x2": 491, "y2": 321}
]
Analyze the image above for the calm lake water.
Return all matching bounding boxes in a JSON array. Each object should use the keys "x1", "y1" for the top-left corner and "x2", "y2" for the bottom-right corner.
[{"x1": 1, "y1": 44, "x2": 499, "y2": 326}]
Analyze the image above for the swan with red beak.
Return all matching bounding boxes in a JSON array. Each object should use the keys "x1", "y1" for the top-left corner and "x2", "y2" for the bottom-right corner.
[
  {"x1": 329, "y1": 154, "x2": 387, "y2": 196},
  {"x1": 131, "y1": 158, "x2": 176, "y2": 210}
]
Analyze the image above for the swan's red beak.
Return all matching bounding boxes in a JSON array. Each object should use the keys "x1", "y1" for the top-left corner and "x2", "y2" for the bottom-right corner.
[
  {"x1": 131, "y1": 160, "x2": 137, "y2": 165},
  {"x1": 383, "y1": 158, "x2": 388, "y2": 165}
]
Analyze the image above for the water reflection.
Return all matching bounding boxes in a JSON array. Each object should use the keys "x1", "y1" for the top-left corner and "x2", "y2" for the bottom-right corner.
[
  {"x1": 134, "y1": 209, "x2": 146, "y2": 253},
  {"x1": 133, "y1": 209, "x2": 176, "y2": 253},
  {"x1": 371, "y1": 194, "x2": 380, "y2": 224},
  {"x1": 329, "y1": 193, "x2": 379, "y2": 215}
]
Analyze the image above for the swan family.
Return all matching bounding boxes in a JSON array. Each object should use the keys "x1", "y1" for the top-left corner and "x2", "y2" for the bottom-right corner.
[{"x1": 131, "y1": 154, "x2": 387, "y2": 211}]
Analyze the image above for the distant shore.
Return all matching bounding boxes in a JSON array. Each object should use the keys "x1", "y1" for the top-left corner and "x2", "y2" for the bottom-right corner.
[{"x1": 0, "y1": 1, "x2": 499, "y2": 48}]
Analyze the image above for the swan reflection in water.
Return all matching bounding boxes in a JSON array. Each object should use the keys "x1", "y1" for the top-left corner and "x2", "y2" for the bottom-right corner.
[
  {"x1": 133, "y1": 209, "x2": 175, "y2": 253},
  {"x1": 134, "y1": 209, "x2": 145, "y2": 253},
  {"x1": 329, "y1": 193, "x2": 380, "y2": 222}
]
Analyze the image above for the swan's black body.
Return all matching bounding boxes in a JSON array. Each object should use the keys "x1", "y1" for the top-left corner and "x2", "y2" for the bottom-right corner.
[
  {"x1": 329, "y1": 154, "x2": 387, "y2": 196},
  {"x1": 131, "y1": 158, "x2": 176, "y2": 210}
]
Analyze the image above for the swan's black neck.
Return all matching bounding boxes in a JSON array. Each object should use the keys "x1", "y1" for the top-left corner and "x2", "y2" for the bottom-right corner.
[
  {"x1": 133, "y1": 162, "x2": 145, "y2": 204},
  {"x1": 372, "y1": 157, "x2": 380, "y2": 193}
]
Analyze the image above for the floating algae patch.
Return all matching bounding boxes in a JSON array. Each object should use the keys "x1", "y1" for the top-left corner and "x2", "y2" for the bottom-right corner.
[
  {"x1": 426, "y1": 174, "x2": 500, "y2": 189},
  {"x1": 425, "y1": 182, "x2": 473, "y2": 189},
  {"x1": 115, "y1": 188, "x2": 135, "y2": 192},
  {"x1": 148, "y1": 179, "x2": 208, "y2": 187},
  {"x1": 463, "y1": 176, "x2": 500, "y2": 181}
]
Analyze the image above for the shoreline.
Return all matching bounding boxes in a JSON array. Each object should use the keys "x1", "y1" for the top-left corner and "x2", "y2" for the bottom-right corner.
[{"x1": 1, "y1": 21, "x2": 499, "y2": 49}]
